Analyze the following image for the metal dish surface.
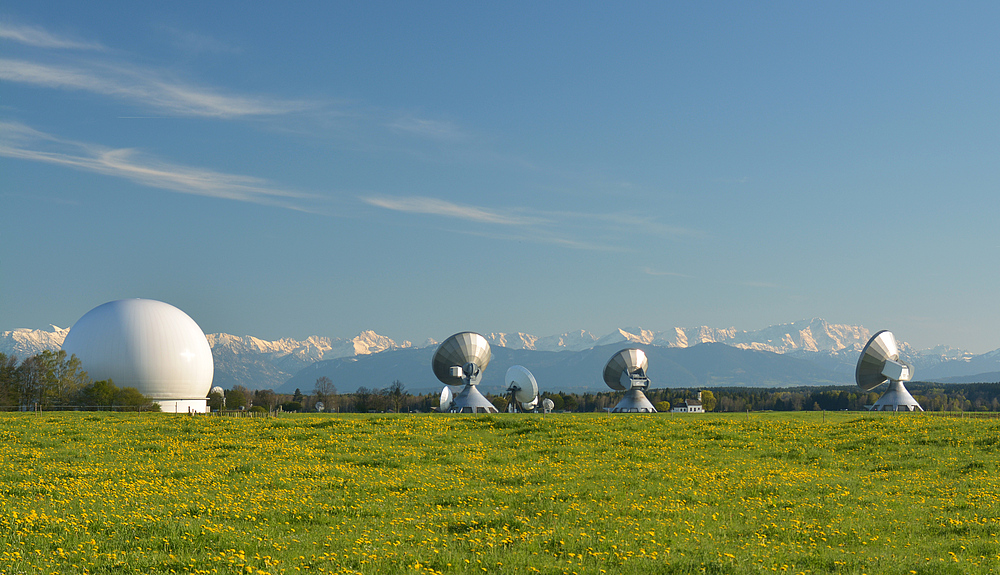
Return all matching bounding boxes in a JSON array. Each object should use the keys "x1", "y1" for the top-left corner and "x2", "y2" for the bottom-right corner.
[
  {"x1": 505, "y1": 365, "x2": 539, "y2": 403},
  {"x1": 432, "y1": 332, "x2": 492, "y2": 386},
  {"x1": 856, "y1": 330, "x2": 900, "y2": 391},
  {"x1": 603, "y1": 348, "x2": 649, "y2": 391}
]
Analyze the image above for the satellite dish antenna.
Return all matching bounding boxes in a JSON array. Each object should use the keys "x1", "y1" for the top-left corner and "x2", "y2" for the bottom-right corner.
[
  {"x1": 541, "y1": 398, "x2": 555, "y2": 413},
  {"x1": 439, "y1": 386, "x2": 454, "y2": 412},
  {"x1": 504, "y1": 365, "x2": 538, "y2": 413},
  {"x1": 856, "y1": 330, "x2": 923, "y2": 412},
  {"x1": 432, "y1": 332, "x2": 498, "y2": 413},
  {"x1": 521, "y1": 396, "x2": 539, "y2": 412},
  {"x1": 603, "y1": 348, "x2": 657, "y2": 413},
  {"x1": 209, "y1": 386, "x2": 224, "y2": 396},
  {"x1": 315, "y1": 401, "x2": 325, "y2": 413}
]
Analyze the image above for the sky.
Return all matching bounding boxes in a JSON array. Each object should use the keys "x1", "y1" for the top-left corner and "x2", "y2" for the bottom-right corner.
[{"x1": 2, "y1": 2, "x2": 998, "y2": 353}]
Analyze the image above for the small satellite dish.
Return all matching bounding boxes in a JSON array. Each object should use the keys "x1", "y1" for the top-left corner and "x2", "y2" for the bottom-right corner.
[
  {"x1": 432, "y1": 332, "x2": 498, "y2": 413},
  {"x1": 315, "y1": 401, "x2": 325, "y2": 412},
  {"x1": 856, "y1": 330, "x2": 923, "y2": 412},
  {"x1": 209, "y1": 386, "x2": 224, "y2": 396},
  {"x1": 504, "y1": 365, "x2": 538, "y2": 412},
  {"x1": 439, "y1": 386, "x2": 454, "y2": 412},
  {"x1": 603, "y1": 348, "x2": 656, "y2": 413},
  {"x1": 541, "y1": 398, "x2": 555, "y2": 413}
]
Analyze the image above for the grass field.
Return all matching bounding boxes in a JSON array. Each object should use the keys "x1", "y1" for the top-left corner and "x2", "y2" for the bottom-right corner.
[{"x1": 2, "y1": 411, "x2": 1000, "y2": 574}]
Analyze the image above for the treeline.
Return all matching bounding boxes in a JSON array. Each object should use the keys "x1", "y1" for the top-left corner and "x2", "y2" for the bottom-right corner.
[
  {"x1": 212, "y1": 379, "x2": 445, "y2": 414},
  {"x1": 0, "y1": 351, "x2": 159, "y2": 410},
  {"x1": 535, "y1": 383, "x2": 1000, "y2": 413},
  {"x1": 240, "y1": 378, "x2": 1000, "y2": 414}
]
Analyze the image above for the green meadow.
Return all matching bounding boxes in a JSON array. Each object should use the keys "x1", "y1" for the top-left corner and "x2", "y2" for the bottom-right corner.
[{"x1": 2, "y1": 412, "x2": 999, "y2": 574}]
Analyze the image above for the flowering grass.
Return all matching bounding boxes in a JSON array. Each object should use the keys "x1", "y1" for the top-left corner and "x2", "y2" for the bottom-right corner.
[{"x1": 2, "y1": 411, "x2": 1000, "y2": 574}]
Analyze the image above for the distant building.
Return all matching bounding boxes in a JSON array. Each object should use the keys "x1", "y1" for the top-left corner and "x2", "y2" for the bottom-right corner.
[{"x1": 671, "y1": 392, "x2": 705, "y2": 413}]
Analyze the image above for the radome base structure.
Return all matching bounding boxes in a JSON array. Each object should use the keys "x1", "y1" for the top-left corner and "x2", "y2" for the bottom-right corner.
[
  {"x1": 870, "y1": 379, "x2": 923, "y2": 412},
  {"x1": 432, "y1": 332, "x2": 498, "y2": 414},
  {"x1": 856, "y1": 330, "x2": 923, "y2": 413},
  {"x1": 450, "y1": 384, "x2": 499, "y2": 414},
  {"x1": 614, "y1": 387, "x2": 658, "y2": 413}
]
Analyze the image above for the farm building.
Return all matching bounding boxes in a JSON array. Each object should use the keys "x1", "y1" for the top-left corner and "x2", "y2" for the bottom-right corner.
[{"x1": 671, "y1": 392, "x2": 705, "y2": 413}]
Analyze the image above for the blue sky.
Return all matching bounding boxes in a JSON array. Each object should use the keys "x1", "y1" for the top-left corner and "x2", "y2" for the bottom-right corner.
[{"x1": 2, "y1": 2, "x2": 998, "y2": 352}]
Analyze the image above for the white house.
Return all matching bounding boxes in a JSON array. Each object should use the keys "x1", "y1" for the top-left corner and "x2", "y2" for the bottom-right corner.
[{"x1": 671, "y1": 392, "x2": 705, "y2": 413}]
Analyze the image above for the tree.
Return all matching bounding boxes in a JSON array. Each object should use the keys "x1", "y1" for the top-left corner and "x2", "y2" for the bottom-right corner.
[
  {"x1": 384, "y1": 380, "x2": 407, "y2": 413},
  {"x1": 0, "y1": 352, "x2": 18, "y2": 406},
  {"x1": 489, "y1": 394, "x2": 507, "y2": 412},
  {"x1": 700, "y1": 390, "x2": 717, "y2": 412},
  {"x1": 45, "y1": 351, "x2": 90, "y2": 405},
  {"x1": 207, "y1": 390, "x2": 224, "y2": 412},
  {"x1": 655, "y1": 400, "x2": 671, "y2": 412},
  {"x1": 116, "y1": 386, "x2": 153, "y2": 408},
  {"x1": 562, "y1": 394, "x2": 578, "y2": 412},
  {"x1": 355, "y1": 386, "x2": 374, "y2": 412},
  {"x1": 254, "y1": 389, "x2": 278, "y2": 411},
  {"x1": 226, "y1": 387, "x2": 249, "y2": 410},
  {"x1": 314, "y1": 377, "x2": 337, "y2": 408},
  {"x1": 293, "y1": 388, "x2": 304, "y2": 403},
  {"x1": 82, "y1": 379, "x2": 119, "y2": 407}
]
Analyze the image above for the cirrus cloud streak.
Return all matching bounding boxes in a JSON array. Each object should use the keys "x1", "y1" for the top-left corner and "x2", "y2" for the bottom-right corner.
[{"x1": 0, "y1": 121, "x2": 317, "y2": 211}]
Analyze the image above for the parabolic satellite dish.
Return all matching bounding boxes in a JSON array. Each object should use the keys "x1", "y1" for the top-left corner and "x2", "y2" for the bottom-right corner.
[
  {"x1": 504, "y1": 365, "x2": 538, "y2": 412},
  {"x1": 856, "y1": 330, "x2": 923, "y2": 412},
  {"x1": 603, "y1": 348, "x2": 656, "y2": 413},
  {"x1": 541, "y1": 398, "x2": 555, "y2": 413},
  {"x1": 432, "y1": 332, "x2": 498, "y2": 413},
  {"x1": 439, "y1": 386, "x2": 454, "y2": 412},
  {"x1": 521, "y1": 397, "x2": 539, "y2": 412}
]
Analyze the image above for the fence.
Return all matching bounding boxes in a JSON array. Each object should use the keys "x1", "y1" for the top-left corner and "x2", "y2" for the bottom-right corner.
[
  {"x1": 198, "y1": 409, "x2": 273, "y2": 418},
  {"x1": 924, "y1": 410, "x2": 1000, "y2": 420},
  {"x1": 0, "y1": 404, "x2": 153, "y2": 412}
]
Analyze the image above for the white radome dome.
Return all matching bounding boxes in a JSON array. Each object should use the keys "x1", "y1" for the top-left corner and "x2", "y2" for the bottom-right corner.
[{"x1": 62, "y1": 299, "x2": 214, "y2": 412}]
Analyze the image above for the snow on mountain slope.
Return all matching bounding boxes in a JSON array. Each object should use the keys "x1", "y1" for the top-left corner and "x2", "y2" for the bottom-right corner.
[
  {"x1": 0, "y1": 326, "x2": 68, "y2": 358},
  {"x1": 485, "y1": 319, "x2": 873, "y2": 355},
  {"x1": 207, "y1": 330, "x2": 412, "y2": 389},
  {"x1": 486, "y1": 330, "x2": 598, "y2": 352}
]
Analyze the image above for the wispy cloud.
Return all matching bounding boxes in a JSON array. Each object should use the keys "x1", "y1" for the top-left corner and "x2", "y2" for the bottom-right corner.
[
  {"x1": 160, "y1": 26, "x2": 241, "y2": 55},
  {"x1": 643, "y1": 267, "x2": 693, "y2": 278},
  {"x1": 2, "y1": 20, "x2": 474, "y2": 144},
  {"x1": 0, "y1": 58, "x2": 310, "y2": 118},
  {"x1": 362, "y1": 193, "x2": 700, "y2": 251},
  {"x1": 0, "y1": 121, "x2": 317, "y2": 211},
  {"x1": 0, "y1": 22, "x2": 104, "y2": 50},
  {"x1": 362, "y1": 195, "x2": 545, "y2": 226},
  {"x1": 550, "y1": 210, "x2": 704, "y2": 239},
  {"x1": 386, "y1": 117, "x2": 466, "y2": 140}
]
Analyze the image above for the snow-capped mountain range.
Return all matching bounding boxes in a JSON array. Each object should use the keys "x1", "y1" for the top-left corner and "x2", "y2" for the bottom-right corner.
[
  {"x1": 0, "y1": 325, "x2": 70, "y2": 359},
  {"x1": 1, "y1": 318, "x2": 992, "y2": 390},
  {"x1": 485, "y1": 319, "x2": 876, "y2": 354}
]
